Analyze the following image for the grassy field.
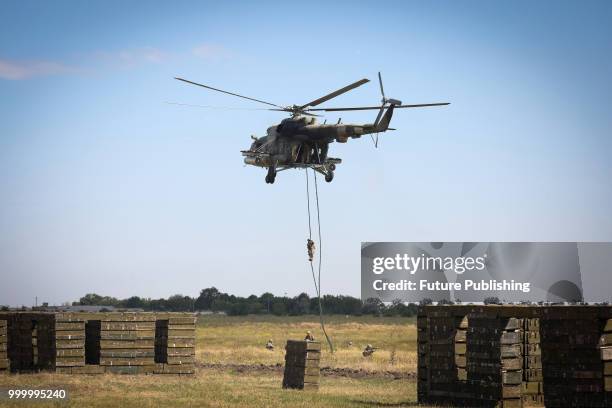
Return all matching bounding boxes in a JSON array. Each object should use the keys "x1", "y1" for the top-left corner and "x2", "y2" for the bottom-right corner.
[
  {"x1": 0, "y1": 315, "x2": 424, "y2": 407},
  {"x1": 197, "y1": 314, "x2": 418, "y2": 373},
  {"x1": 0, "y1": 369, "x2": 428, "y2": 408}
]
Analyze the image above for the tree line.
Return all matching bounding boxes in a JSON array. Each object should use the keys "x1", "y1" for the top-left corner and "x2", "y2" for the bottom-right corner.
[{"x1": 74, "y1": 287, "x2": 421, "y2": 317}]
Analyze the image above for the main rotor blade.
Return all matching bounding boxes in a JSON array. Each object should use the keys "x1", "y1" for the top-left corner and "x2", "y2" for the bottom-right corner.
[
  {"x1": 174, "y1": 77, "x2": 284, "y2": 108},
  {"x1": 166, "y1": 102, "x2": 271, "y2": 110},
  {"x1": 299, "y1": 78, "x2": 370, "y2": 109},
  {"x1": 307, "y1": 102, "x2": 450, "y2": 112},
  {"x1": 267, "y1": 108, "x2": 321, "y2": 117}
]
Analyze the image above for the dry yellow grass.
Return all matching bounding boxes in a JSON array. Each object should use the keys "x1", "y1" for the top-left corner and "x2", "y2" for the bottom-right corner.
[
  {"x1": 197, "y1": 314, "x2": 418, "y2": 373},
  {"x1": 0, "y1": 314, "x2": 423, "y2": 407},
  {"x1": 0, "y1": 369, "x2": 431, "y2": 408}
]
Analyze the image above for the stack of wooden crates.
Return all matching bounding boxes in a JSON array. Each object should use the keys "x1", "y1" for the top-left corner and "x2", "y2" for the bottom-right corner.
[
  {"x1": 539, "y1": 311, "x2": 607, "y2": 407},
  {"x1": 466, "y1": 314, "x2": 524, "y2": 408},
  {"x1": 282, "y1": 340, "x2": 321, "y2": 391},
  {"x1": 522, "y1": 317, "x2": 543, "y2": 406},
  {"x1": 418, "y1": 305, "x2": 612, "y2": 408},
  {"x1": 0, "y1": 318, "x2": 8, "y2": 372},
  {"x1": 1, "y1": 313, "x2": 55, "y2": 372},
  {"x1": 0, "y1": 311, "x2": 196, "y2": 375},
  {"x1": 602, "y1": 319, "x2": 612, "y2": 399}
]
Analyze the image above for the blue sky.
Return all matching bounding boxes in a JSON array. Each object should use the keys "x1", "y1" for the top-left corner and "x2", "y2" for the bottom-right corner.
[{"x1": 1, "y1": 1, "x2": 611, "y2": 306}]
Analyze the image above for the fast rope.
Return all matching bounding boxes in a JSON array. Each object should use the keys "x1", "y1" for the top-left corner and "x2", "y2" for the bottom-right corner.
[{"x1": 305, "y1": 168, "x2": 334, "y2": 353}]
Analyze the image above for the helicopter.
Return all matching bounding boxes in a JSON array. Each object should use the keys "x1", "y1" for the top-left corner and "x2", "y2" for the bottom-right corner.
[{"x1": 175, "y1": 73, "x2": 449, "y2": 184}]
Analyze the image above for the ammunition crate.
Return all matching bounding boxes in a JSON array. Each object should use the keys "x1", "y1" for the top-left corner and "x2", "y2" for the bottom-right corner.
[
  {"x1": 418, "y1": 305, "x2": 612, "y2": 407},
  {"x1": 282, "y1": 340, "x2": 321, "y2": 391},
  {"x1": 0, "y1": 312, "x2": 196, "y2": 375}
]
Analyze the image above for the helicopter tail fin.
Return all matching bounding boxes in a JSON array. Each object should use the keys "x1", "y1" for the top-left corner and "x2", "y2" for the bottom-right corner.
[
  {"x1": 375, "y1": 104, "x2": 396, "y2": 132},
  {"x1": 372, "y1": 73, "x2": 400, "y2": 132}
]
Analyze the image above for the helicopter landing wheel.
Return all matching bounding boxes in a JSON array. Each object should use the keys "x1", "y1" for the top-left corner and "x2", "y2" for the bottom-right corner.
[
  {"x1": 325, "y1": 170, "x2": 334, "y2": 183},
  {"x1": 328, "y1": 163, "x2": 336, "y2": 171},
  {"x1": 266, "y1": 167, "x2": 276, "y2": 184}
]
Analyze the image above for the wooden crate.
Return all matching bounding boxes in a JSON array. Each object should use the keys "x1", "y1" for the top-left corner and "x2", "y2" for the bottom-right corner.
[
  {"x1": 282, "y1": 340, "x2": 320, "y2": 390},
  {"x1": 418, "y1": 305, "x2": 612, "y2": 408},
  {"x1": 0, "y1": 311, "x2": 196, "y2": 375}
]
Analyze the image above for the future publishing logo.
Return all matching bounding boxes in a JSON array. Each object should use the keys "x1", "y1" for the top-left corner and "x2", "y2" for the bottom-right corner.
[{"x1": 371, "y1": 253, "x2": 531, "y2": 294}]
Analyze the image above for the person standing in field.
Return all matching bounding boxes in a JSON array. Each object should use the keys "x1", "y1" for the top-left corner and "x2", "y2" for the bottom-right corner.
[
  {"x1": 266, "y1": 339, "x2": 274, "y2": 350},
  {"x1": 304, "y1": 330, "x2": 315, "y2": 341}
]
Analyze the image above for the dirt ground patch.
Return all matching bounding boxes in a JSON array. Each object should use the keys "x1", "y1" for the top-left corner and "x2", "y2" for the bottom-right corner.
[{"x1": 197, "y1": 362, "x2": 417, "y2": 380}]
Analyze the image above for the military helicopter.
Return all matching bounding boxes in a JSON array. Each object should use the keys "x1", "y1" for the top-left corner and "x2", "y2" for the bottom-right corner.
[{"x1": 175, "y1": 73, "x2": 449, "y2": 184}]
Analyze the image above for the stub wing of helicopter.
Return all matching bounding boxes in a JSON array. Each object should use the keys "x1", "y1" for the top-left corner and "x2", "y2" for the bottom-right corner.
[{"x1": 174, "y1": 72, "x2": 449, "y2": 183}]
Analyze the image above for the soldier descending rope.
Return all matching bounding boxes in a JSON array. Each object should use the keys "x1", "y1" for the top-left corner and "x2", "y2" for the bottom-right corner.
[{"x1": 307, "y1": 239, "x2": 316, "y2": 262}]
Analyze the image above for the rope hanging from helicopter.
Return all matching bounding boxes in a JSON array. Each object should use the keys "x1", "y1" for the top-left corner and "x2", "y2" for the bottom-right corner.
[
  {"x1": 305, "y1": 168, "x2": 334, "y2": 354},
  {"x1": 171, "y1": 75, "x2": 448, "y2": 353}
]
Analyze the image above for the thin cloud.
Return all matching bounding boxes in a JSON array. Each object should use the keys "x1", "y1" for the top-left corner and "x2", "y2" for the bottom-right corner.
[
  {"x1": 0, "y1": 44, "x2": 230, "y2": 80},
  {"x1": 192, "y1": 44, "x2": 231, "y2": 60},
  {"x1": 92, "y1": 46, "x2": 169, "y2": 68},
  {"x1": 0, "y1": 59, "x2": 74, "y2": 80}
]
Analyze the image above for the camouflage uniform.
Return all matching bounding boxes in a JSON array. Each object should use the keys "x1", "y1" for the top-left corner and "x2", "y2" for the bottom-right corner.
[
  {"x1": 362, "y1": 344, "x2": 376, "y2": 357},
  {"x1": 307, "y1": 239, "x2": 316, "y2": 262}
]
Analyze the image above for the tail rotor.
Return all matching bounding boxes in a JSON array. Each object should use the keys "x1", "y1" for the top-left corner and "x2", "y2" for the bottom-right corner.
[
  {"x1": 378, "y1": 72, "x2": 386, "y2": 104},
  {"x1": 372, "y1": 72, "x2": 401, "y2": 147},
  {"x1": 373, "y1": 72, "x2": 386, "y2": 127}
]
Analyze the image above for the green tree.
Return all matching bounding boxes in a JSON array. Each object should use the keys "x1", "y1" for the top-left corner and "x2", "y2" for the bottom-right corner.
[
  {"x1": 259, "y1": 292, "x2": 274, "y2": 313},
  {"x1": 124, "y1": 296, "x2": 145, "y2": 309},
  {"x1": 195, "y1": 287, "x2": 220, "y2": 310},
  {"x1": 271, "y1": 301, "x2": 287, "y2": 316},
  {"x1": 166, "y1": 294, "x2": 194, "y2": 311},
  {"x1": 362, "y1": 297, "x2": 385, "y2": 315}
]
